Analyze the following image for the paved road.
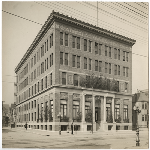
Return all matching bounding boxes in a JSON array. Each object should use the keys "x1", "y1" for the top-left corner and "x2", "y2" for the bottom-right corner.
[{"x1": 2, "y1": 127, "x2": 149, "y2": 149}]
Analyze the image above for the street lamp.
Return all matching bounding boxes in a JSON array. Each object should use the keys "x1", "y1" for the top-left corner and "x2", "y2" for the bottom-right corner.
[
  {"x1": 57, "y1": 112, "x2": 61, "y2": 135},
  {"x1": 133, "y1": 103, "x2": 141, "y2": 146}
]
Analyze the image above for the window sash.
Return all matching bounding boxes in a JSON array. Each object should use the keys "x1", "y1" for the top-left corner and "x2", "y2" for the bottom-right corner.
[
  {"x1": 89, "y1": 41, "x2": 91, "y2": 52},
  {"x1": 72, "y1": 36, "x2": 75, "y2": 48},
  {"x1": 84, "y1": 39, "x2": 87, "y2": 51},
  {"x1": 84, "y1": 58, "x2": 87, "y2": 69},
  {"x1": 77, "y1": 56, "x2": 80, "y2": 68},
  {"x1": 60, "y1": 52, "x2": 63, "y2": 65},
  {"x1": 65, "y1": 53, "x2": 68, "y2": 65},
  {"x1": 72, "y1": 55, "x2": 76, "y2": 67},
  {"x1": 89, "y1": 59, "x2": 91, "y2": 70},
  {"x1": 95, "y1": 60, "x2": 98, "y2": 71},
  {"x1": 65, "y1": 33, "x2": 68, "y2": 46},
  {"x1": 77, "y1": 37, "x2": 80, "y2": 49}
]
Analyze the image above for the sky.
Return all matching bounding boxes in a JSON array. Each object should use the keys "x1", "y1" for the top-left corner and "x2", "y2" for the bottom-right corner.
[{"x1": 2, "y1": 1, "x2": 148, "y2": 106}]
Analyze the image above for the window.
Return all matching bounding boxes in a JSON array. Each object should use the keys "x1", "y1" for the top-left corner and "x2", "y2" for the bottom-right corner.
[
  {"x1": 126, "y1": 68, "x2": 128, "y2": 77},
  {"x1": 32, "y1": 86, "x2": 33, "y2": 96},
  {"x1": 84, "y1": 39, "x2": 87, "y2": 51},
  {"x1": 125, "y1": 82, "x2": 128, "y2": 92},
  {"x1": 109, "y1": 47, "x2": 111, "y2": 57},
  {"x1": 29, "y1": 88, "x2": 30, "y2": 97},
  {"x1": 60, "y1": 52, "x2": 63, "y2": 65},
  {"x1": 114, "y1": 65, "x2": 117, "y2": 75},
  {"x1": 105, "y1": 46, "x2": 108, "y2": 56},
  {"x1": 72, "y1": 36, "x2": 75, "y2": 48},
  {"x1": 51, "y1": 34, "x2": 53, "y2": 46},
  {"x1": 50, "y1": 73, "x2": 52, "y2": 86},
  {"x1": 60, "y1": 100, "x2": 67, "y2": 117},
  {"x1": 35, "y1": 84, "x2": 36, "y2": 94},
  {"x1": 47, "y1": 58, "x2": 48, "y2": 69},
  {"x1": 76, "y1": 56, "x2": 80, "y2": 68},
  {"x1": 123, "y1": 51, "x2": 125, "y2": 61},
  {"x1": 142, "y1": 102, "x2": 144, "y2": 109},
  {"x1": 41, "y1": 79, "x2": 43, "y2": 90},
  {"x1": 31, "y1": 58, "x2": 33, "y2": 68},
  {"x1": 99, "y1": 61, "x2": 102, "y2": 72},
  {"x1": 114, "y1": 48, "x2": 117, "y2": 59},
  {"x1": 115, "y1": 105, "x2": 120, "y2": 119},
  {"x1": 84, "y1": 57, "x2": 87, "y2": 69},
  {"x1": 45, "y1": 42, "x2": 46, "y2": 53},
  {"x1": 109, "y1": 63, "x2": 111, "y2": 74},
  {"x1": 77, "y1": 37, "x2": 80, "y2": 49},
  {"x1": 73, "y1": 101, "x2": 79, "y2": 118},
  {"x1": 95, "y1": 60, "x2": 98, "y2": 71},
  {"x1": 50, "y1": 100, "x2": 53, "y2": 119},
  {"x1": 123, "y1": 105, "x2": 128, "y2": 120},
  {"x1": 99, "y1": 44, "x2": 102, "y2": 55},
  {"x1": 38, "y1": 82, "x2": 39, "y2": 92},
  {"x1": 60, "y1": 32, "x2": 63, "y2": 45},
  {"x1": 72, "y1": 55, "x2": 76, "y2": 67},
  {"x1": 145, "y1": 103, "x2": 147, "y2": 109},
  {"x1": 34, "y1": 54, "x2": 36, "y2": 65},
  {"x1": 118, "y1": 65, "x2": 120, "y2": 75},
  {"x1": 65, "y1": 33, "x2": 68, "y2": 46},
  {"x1": 45, "y1": 76, "x2": 47, "y2": 88},
  {"x1": 123, "y1": 67, "x2": 125, "y2": 76},
  {"x1": 95, "y1": 42, "x2": 98, "y2": 54},
  {"x1": 62, "y1": 72, "x2": 66, "y2": 85},
  {"x1": 126, "y1": 52, "x2": 129, "y2": 62},
  {"x1": 89, "y1": 58, "x2": 92, "y2": 70},
  {"x1": 85, "y1": 101, "x2": 91, "y2": 114},
  {"x1": 47, "y1": 39, "x2": 48, "y2": 51},
  {"x1": 118, "y1": 49, "x2": 120, "y2": 60},
  {"x1": 45, "y1": 59, "x2": 46, "y2": 71},
  {"x1": 34, "y1": 100, "x2": 36, "y2": 108},
  {"x1": 32, "y1": 101, "x2": 33, "y2": 108},
  {"x1": 35, "y1": 112, "x2": 36, "y2": 121},
  {"x1": 105, "y1": 62, "x2": 108, "y2": 73},
  {"x1": 29, "y1": 102, "x2": 30, "y2": 109},
  {"x1": 106, "y1": 103, "x2": 111, "y2": 122},
  {"x1": 32, "y1": 113, "x2": 33, "y2": 121},
  {"x1": 89, "y1": 41, "x2": 91, "y2": 52},
  {"x1": 29, "y1": 113, "x2": 30, "y2": 121},
  {"x1": 50, "y1": 35, "x2": 51, "y2": 48},
  {"x1": 52, "y1": 53, "x2": 53, "y2": 66},
  {"x1": 74, "y1": 74, "x2": 78, "y2": 86},
  {"x1": 142, "y1": 115, "x2": 144, "y2": 121},
  {"x1": 65, "y1": 53, "x2": 68, "y2": 65}
]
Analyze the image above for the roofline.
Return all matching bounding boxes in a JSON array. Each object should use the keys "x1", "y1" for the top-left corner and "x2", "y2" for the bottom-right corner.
[{"x1": 15, "y1": 10, "x2": 136, "y2": 73}]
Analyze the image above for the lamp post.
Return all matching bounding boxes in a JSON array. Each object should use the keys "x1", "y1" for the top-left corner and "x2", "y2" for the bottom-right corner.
[
  {"x1": 133, "y1": 104, "x2": 141, "y2": 146},
  {"x1": 57, "y1": 112, "x2": 61, "y2": 135}
]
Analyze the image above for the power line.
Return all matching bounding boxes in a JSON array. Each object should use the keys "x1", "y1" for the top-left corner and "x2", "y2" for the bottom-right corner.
[
  {"x1": 2, "y1": 10, "x2": 43, "y2": 26},
  {"x1": 123, "y1": 2, "x2": 148, "y2": 16},
  {"x1": 78, "y1": 1, "x2": 148, "y2": 32},
  {"x1": 36, "y1": 1, "x2": 148, "y2": 44},
  {"x1": 99, "y1": 2, "x2": 148, "y2": 25}
]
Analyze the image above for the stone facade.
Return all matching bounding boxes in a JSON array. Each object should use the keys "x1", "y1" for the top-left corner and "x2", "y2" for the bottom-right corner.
[{"x1": 14, "y1": 11, "x2": 135, "y2": 132}]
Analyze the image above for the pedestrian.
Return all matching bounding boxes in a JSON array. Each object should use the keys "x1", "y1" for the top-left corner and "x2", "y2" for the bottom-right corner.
[
  {"x1": 71, "y1": 122, "x2": 73, "y2": 135},
  {"x1": 25, "y1": 122, "x2": 28, "y2": 130}
]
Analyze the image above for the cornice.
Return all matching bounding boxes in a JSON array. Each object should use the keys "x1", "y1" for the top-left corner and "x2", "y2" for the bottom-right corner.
[{"x1": 15, "y1": 10, "x2": 136, "y2": 73}]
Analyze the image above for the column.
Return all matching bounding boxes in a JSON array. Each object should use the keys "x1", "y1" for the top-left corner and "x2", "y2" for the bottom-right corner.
[
  {"x1": 112, "y1": 97, "x2": 115, "y2": 123},
  {"x1": 92, "y1": 95, "x2": 95, "y2": 123},
  {"x1": 82, "y1": 93, "x2": 85, "y2": 122},
  {"x1": 103, "y1": 96, "x2": 106, "y2": 122}
]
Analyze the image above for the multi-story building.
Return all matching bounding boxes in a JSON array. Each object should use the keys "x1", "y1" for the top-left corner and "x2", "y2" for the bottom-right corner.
[
  {"x1": 132, "y1": 89, "x2": 149, "y2": 129},
  {"x1": 14, "y1": 11, "x2": 136, "y2": 131}
]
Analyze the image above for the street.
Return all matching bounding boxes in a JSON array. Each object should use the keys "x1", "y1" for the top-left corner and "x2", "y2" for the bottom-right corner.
[{"x1": 2, "y1": 127, "x2": 148, "y2": 149}]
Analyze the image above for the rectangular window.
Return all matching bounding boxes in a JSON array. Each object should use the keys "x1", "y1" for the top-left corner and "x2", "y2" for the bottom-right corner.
[
  {"x1": 123, "y1": 51, "x2": 125, "y2": 61},
  {"x1": 105, "y1": 46, "x2": 108, "y2": 56},
  {"x1": 32, "y1": 113, "x2": 33, "y2": 121},
  {"x1": 126, "y1": 68, "x2": 128, "y2": 77},
  {"x1": 47, "y1": 39, "x2": 48, "y2": 51},
  {"x1": 72, "y1": 55, "x2": 76, "y2": 67},
  {"x1": 123, "y1": 67, "x2": 125, "y2": 76},
  {"x1": 95, "y1": 60, "x2": 98, "y2": 71},
  {"x1": 51, "y1": 34, "x2": 53, "y2": 46},
  {"x1": 60, "y1": 32, "x2": 63, "y2": 45},
  {"x1": 114, "y1": 48, "x2": 117, "y2": 59},
  {"x1": 34, "y1": 55, "x2": 36, "y2": 65},
  {"x1": 77, "y1": 56, "x2": 80, "y2": 68},
  {"x1": 105, "y1": 62, "x2": 108, "y2": 73},
  {"x1": 142, "y1": 102, "x2": 144, "y2": 109},
  {"x1": 65, "y1": 33, "x2": 68, "y2": 46},
  {"x1": 72, "y1": 36, "x2": 75, "y2": 48},
  {"x1": 60, "y1": 52, "x2": 63, "y2": 65},
  {"x1": 142, "y1": 115, "x2": 144, "y2": 121},
  {"x1": 32, "y1": 101, "x2": 33, "y2": 108},
  {"x1": 37, "y1": 52, "x2": 38, "y2": 62},
  {"x1": 89, "y1": 58, "x2": 91, "y2": 70},
  {"x1": 62, "y1": 72, "x2": 66, "y2": 85},
  {"x1": 115, "y1": 104, "x2": 120, "y2": 119},
  {"x1": 99, "y1": 44, "x2": 102, "y2": 55},
  {"x1": 41, "y1": 79, "x2": 43, "y2": 90},
  {"x1": 60, "y1": 102, "x2": 67, "y2": 117},
  {"x1": 126, "y1": 52, "x2": 129, "y2": 62},
  {"x1": 109, "y1": 47, "x2": 111, "y2": 57},
  {"x1": 125, "y1": 82, "x2": 128, "y2": 92},
  {"x1": 65, "y1": 53, "x2": 68, "y2": 65},
  {"x1": 45, "y1": 59, "x2": 46, "y2": 71},
  {"x1": 29, "y1": 88, "x2": 30, "y2": 97},
  {"x1": 118, "y1": 65, "x2": 120, "y2": 75},
  {"x1": 35, "y1": 84, "x2": 36, "y2": 94},
  {"x1": 123, "y1": 105, "x2": 128, "y2": 120},
  {"x1": 106, "y1": 103, "x2": 111, "y2": 122},
  {"x1": 73, "y1": 101, "x2": 79, "y2": 118},
  {"x1": 50, "y1": 36, "x2": 51, "y2": 48},
  {"x1": 50, "y1": 55, "x2": 51, "y2": 67},
  {"x1": 32, "y1": 86, "x2": 33, "y2": 96},
  {"x1": 89, "y1": 41, "x2": 91, "y2": 52},
  {"x1": 95, "y1": 42, "x2": 98, "y2": 54},
  {"x1": 109, "y1": 63, "x2": 111, "y2": 74},
  {"x1": 84, "y1": 57, "x2": 87, "y2": 69},
  {"x1": 99, "y1": 61, "x2": 102, "y2": 72},
  {"x1": 34, "y1": 100, "x2": 36, "y2": 108},
  {"x1": 84, "y1": 39, "x2": 87, "y2": 51},
  {"x1": 47, "y1": 58, "x2": 48, "y2": 69},
  {"x1": 45, "y1": 76, "x2": 47, "y2": 88},
  {"x1": 35, "y1": 112, "x2": 36, "y2": 121},
  {"x1": 45, "y1": 42, "x2": 46, "y2": 53},
  {"x1": 38, "y1": 82, "x2": 39, "y2": 92},
  {"x1": 77, "y1": 37, "x2": 80, "y2": 49},
  {"x1": 145, "y1": 103, "x2": 147, "y2": 109},
  {"x1": 52, "y1": 53, "x2": 53, "y2": 66},
  {"x1": 115, "y1": 65, "x2": 117, "y2": 75},
  {"x1": 118, "y1": 49, "x2": 120, "y2": 60},
  {"x1": 50, "y1": 73, "x2": 52, "y2": 86},
  {"x1": 74, "y1": 74, "x2": 78, "y2": 86}
]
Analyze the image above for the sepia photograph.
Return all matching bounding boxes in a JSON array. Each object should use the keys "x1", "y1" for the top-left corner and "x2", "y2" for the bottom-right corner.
[{"x1": 2, "y1": 1, "x2": 149, "y2": 149}]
